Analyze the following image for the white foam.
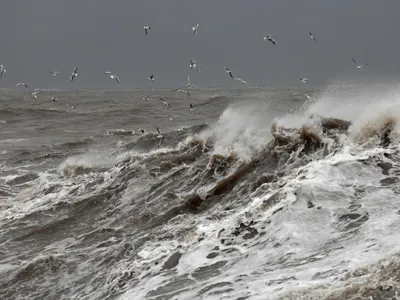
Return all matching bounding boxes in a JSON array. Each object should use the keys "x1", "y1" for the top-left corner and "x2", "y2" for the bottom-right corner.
[
  {"x1": 208, "y1": 104, "x2": 273, "y2": 161},
  {"x1": 119, "y1": 84, "x2": 400, "y2": 299}
]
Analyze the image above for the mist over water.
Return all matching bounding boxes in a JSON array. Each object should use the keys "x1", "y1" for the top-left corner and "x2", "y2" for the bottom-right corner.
[{"x1": 1, "y1": 83, "x2": 400, "y2": 299}]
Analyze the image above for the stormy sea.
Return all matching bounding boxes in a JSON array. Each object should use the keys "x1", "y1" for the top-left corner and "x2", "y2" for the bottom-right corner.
[{"x1": 1, "y1": 84, "x2": 400, "y2": 300}]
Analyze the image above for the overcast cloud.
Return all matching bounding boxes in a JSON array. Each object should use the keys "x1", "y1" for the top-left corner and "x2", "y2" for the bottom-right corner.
[{"x1": 0, "y1": 0, "x2": 399, "y2": 90}]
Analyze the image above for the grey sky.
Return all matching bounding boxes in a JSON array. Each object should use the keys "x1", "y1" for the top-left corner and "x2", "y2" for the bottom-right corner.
[{"x1": 0, "y1": 0, "x2": 399, "y2": 90}]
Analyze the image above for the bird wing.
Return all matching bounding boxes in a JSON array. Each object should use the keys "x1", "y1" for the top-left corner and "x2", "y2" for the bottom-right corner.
[
  {"x1": 352, "y1": 58, "x2": 357, "y2": 65},
  {"x1": 116, "y1": 76, "x2": 120, "y2": 83},
  {"x1": 234, "y1": 77, "x2": 250, "y2": 86},
  {"x1": 73, "y1": 67, "x2": 78, "y2": 73}
]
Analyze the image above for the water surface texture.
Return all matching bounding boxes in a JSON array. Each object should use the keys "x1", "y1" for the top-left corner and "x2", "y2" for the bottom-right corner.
[{"x1": 1, "y1": 85, "x2": 400, "y2": 300}]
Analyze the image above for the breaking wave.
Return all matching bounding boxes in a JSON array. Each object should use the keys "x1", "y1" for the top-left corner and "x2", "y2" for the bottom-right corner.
[{"x1": 2, "y1": 84, "x2": 400, "y2": 299}]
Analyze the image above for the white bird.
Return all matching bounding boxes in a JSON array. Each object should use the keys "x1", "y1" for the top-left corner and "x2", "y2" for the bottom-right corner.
[
  {"x1": 104, "y1": 71, "x2": 120, "y2": 83},
  {"x1": 190, "y1": 59, "x2": 201, "y2": 72},
  {"x1": 300, "y1": 78, "x2": 309, "y2": 84},
  {"x1": 0, "y1": 65, "x2": 6, "y2": 78},
  {"x1": 288, "y1": 109, "x2": 294, "y2": 116},
  {"x1": 49, "y1": 71, "x2": 60, "y2": 76},
  {"x1": 138, "y1": 128, "x2": 146, "y2": 134},
  {"x1": 159, "y1": 97, "x2": 172, "y2": 108},
  {"x1": 352, "y1": 58, "x2": 368, "y2": 69},
  {"x1": 156, "y1": 127, "x2": 163, "y2": 138},
  {"x1": 143, "y1": 97, "x2": 150, "y2": 101},
  {"x1": 70, "y1": 67, "x2": 78, "y2": 82},
  {"x1": 234, "y1": 77, "x2": 250, "y2": 87},
  {"x1": 31, "y1": 91, "x2": 39, "y2": 99},
  {"x1": 177, "y1": 89, "x2": 191, "y2": 96},
  {"x1": 187, "y1": 76, "x2": 199, "y2": 89},
  {"x1": 67, "y1": 104, "x2": 76, "y2": 109},
  {"x1": 309, "y1": 32, "x2": 316, "y2": 42},
  {"x1": 224, "y1": 67, "x2": 234, "y2": 79},
  {"x1": 190, "y1": 103, "x2": 195, "y2": 111},
  {"x1": 144, "y1": 26, "x2": 151, "y2": 35},
  {"x1": 263, "y1": 34, "x2": 277, "y2": 45},
  {"x1": 192, "y1": 24, "x2": 199, "y2": 36},
  {"x1": 51, "y1": 96, "x2": 59, "y2": 102},
  {"x1": 148, "y1": 74, "x2": 155, "y2": 82},
  {"x1": 16, "y1": 82, "x2": 28, "y2": 88}
]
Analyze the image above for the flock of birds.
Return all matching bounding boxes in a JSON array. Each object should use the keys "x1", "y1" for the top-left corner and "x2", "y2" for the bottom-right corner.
[{"x1": 0, "y1": 26, "x2": 369, "y2": 138}]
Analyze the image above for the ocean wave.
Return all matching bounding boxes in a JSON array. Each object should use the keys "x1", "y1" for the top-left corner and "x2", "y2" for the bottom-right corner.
[{"x1": 2, "y1": 86, "x2": 400, "y2": 299}]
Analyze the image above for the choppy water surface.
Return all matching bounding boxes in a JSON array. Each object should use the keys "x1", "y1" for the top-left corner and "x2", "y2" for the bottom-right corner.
[{"x1": 1, "y1": 85, "x2": 400, "y2": 300}]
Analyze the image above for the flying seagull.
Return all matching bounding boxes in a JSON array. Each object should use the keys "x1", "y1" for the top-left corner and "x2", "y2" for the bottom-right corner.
[
  {"x1": 49, "y1": 71, "x2": 60, "y2": 76},
  {"x1": 0, "y1": 65, "x2": 6, "y2": 78},
  {"x1": 156, "y1": 127, "x2": 163, "y2": 147},
  {"x1": 16, "y1": 82, "x2": 28, "y2": 88},
  {"x1": 187, "y1": 76, "x2": 199, "y2": 89},
  {"x1": 177, "y1": 89, "x2": 191, "y2": 96},
  {"x1": 67, "y1": 104, "x2": 76, "y2": 109},
  {"x1": 148, "y1": 74, "x2": 155, "y2": 82},
  {"x1": 138, "y1": 128, "x2": 146, "y2": 134},
  {"x1": 300, "y1": 78, "x2": 309, "y2": 84},
  {"x1": 352, "y1": 58, "x2": 368, "y2": 69},
  {"x1": 263, "y1": 34, "x2": 277, "y2": 45},
  {"x1": 234, "y1": 77, "x2": 250, "y2": 87},
  {"x1": 159, "y1": 97, "x2": 172, "y2": 108},
  {"x1": 156, "y1": 127, "x2": 163, "y2": 139},
  {"x1": 309, "y1": 32, "x2": 316, "y2": 42},
  {"x1": 190, "y1": 59, "x2": 201, "y2": 72},
  {"x1": 70, "y1": 67, "x2": 78, "y2": 82},
  {"x1": 104, "y1": 71, "x2": 120, "y2": 83},
  {"x1": 31, "y1": 91, "x2": 39, "y2": 99},
  {"x1": 224, "y1": 67, "x2": 234, "y2": 79},
  {"x1": 51, "y1": 96, "x2": 59, "y2": 102},
  {"x1": 192, "y1": 24, "x2": 199, "y2": 36},
  {"x1": 143, "y1": 97, "x2": 150, "y2": 101},
  {"x1": 144, "y1": 26, "x2": 151, "y2": 35},
  {"x1": 190, "y1": 103, "x2": 195, "y2": 111}
]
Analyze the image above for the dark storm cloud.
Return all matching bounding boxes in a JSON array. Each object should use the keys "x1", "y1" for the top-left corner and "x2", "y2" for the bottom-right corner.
[{"x1": 0, "y1": 0, "x2": 399, "y2": 89}]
